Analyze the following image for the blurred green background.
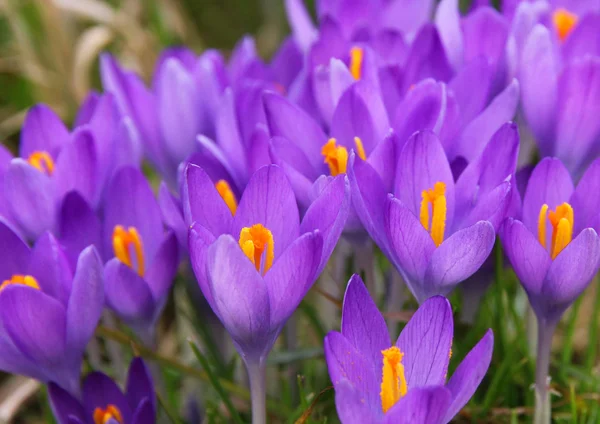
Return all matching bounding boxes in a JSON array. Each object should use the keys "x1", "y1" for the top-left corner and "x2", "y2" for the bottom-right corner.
[{"x1": 0, "y1": 0, "x2": 321, "y2": 149}]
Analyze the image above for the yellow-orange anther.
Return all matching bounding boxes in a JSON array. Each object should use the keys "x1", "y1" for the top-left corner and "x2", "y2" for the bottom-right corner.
[
  {"x1": 419, "y1": 182, "x2": 447, "y2": 247},
  {"x1": 380, "y1": 346, "x2": 408, "y2": 413},
  {"x1": 354, "y1": 137, "x2": 367, "y2": 161},
  {"x1": 322, "y1": 139, "x2": 349, "y2": 176},
  {"x1": 239, "y1": 224, "x2": 274, "y2": 275},
  {"x1": 0, "y1": 275, "x2": 40, "y2": 292},
  {"x1": 112, "y1": 225, "x2": 145, "y2": 276},
  {"x1": 215, "y1": 180, "x2": 238, "y2": 215},
  {"x1": 93, "y1": 405, "x2": 123, "y2": 424},
  {"x1": 538, "y1": 202, "x2": 574, "y2": 259},
  {"x1": 27, "y1": 151, "x2": 54, "y2": 175},
  {"x1": 553, "y1": 8, "x2": 578, "y2": 41},
  {"x1": 322, "y1": 138, "x2": 368, "y2": 176},
  {"x1": 350, "y1": 46, "x2": 364, "y2": 80}
]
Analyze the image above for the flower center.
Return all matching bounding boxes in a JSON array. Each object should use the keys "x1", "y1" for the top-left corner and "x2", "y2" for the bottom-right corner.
[
  {"x1": 0, "y1": 275, "x2": 40, "y2": 292},
  {"x1": 215, "y1": 179, "x2": 238, "y2": 215},
  {"x1": 238, "y1": 224, "x2": 274, "y2": 275},
  {"x1": 537, "y1": 202, "x2": 574, "y2": 259},
  {"x1": 321, "y1": 137, "x2": 366, "y2": 176},
  {"x1": 112, "y1": 225, "x2": 145, "y2": 276},
  {"x1": 93, "y1": 404, "x2": 123, "y2": 424},
  {"x1": 27, "y1": 151, "x2": 54, "y2": 175},
  {"x1": 350, "y1": 46, "x2": 364, "y2": 80},
  {"x1": 553, "y1": 8, "x2": 578, "y2": 41},
  {"x1": 419, "y1": 182, "x2": 447, "y2": 247},
  {"x1": 380, "y1": 346, "x2": 408, "y2": 413}
]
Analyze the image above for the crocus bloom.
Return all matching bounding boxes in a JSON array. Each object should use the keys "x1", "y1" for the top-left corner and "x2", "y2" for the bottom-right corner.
[
  {"x1": 436, "y1": 1, "x2": 511, "y2": 89},
  {"x1": 325, "y1": 275, "x2": 493, "y2": 423},
  {"x1": 187, "y1": 164, "x2": 349, "y2": 422},
  {"x1": 348, "y1": 128, "x2": 516, "y2": 302},
  {"x1": 103, "y1": 167, "x2": 179, "y2": 344},
  {"x1": 0, "y1": 220, "x2": 103, "y2": 395},
  {"x1": 1, "y1": 97, "x2": 139, "y2": 243},
  {"x1": 101, "y1": 39, "x2": 299, "y2": 186},
  {"x1": 517, "y1": 14, "x2": 600, "y2": 176},
  {"x1": 501, "y1": 157, "x2": 600, "y2": 423},
  {"x1": 264, "y1": 81, "x2": 393, "y2": 226},
  {"x1": 48, "y1": 357, "x2": 156, "y2": 424}
]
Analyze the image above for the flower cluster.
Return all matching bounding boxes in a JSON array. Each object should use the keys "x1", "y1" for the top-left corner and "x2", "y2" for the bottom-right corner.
[{"x1": 0, "y1": 0, "x2": 599, "y2": 422}]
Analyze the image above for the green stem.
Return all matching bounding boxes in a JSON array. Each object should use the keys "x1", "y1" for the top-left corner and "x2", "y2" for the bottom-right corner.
[
  {"x1": 247, "y1": 359, "x2": 267, "y2": 424},
  {"x1": 534, "y1": 319, "x2": 556, "y2": 424}
]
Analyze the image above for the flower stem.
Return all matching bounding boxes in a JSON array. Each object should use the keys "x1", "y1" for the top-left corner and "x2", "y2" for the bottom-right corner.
[
  {"x1": 247, "y1": 359, "x2": 267, "y2": 424},
  {"x1": 534, "y1": 318, "x2": 556, "y2": 424}
]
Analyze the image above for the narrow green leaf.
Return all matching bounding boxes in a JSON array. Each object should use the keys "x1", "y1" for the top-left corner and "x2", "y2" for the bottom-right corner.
[{"x1": 188, "y1": 340, "x2": 244, "y2": 424}]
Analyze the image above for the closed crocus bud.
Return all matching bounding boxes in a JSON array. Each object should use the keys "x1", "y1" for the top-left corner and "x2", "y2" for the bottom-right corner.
[
  {"x1": 0, "y1": 220, "x2": 103, "y2": 396},
  {"x1": 325, "y1": 275, "x2": 493, "y2": 424},
  {"x1": 48, "y1": 357, "x2": 156, "y2": 424}
]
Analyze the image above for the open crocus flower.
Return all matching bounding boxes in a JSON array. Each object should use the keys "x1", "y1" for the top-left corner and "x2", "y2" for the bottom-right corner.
[
  {"x1": 186, "y1": 164, "x2": 349, "y2": 360},
  {"x1": 0, "y1": 220, "x2": 103, "y2": 395},
  {"x1": 349, "y1": 128, "x2": 517, "y2": 302},
  {"x1": 501, "y1": 157, "x2": 600, "y2": 424},
  {"x1": 1, "y1": 97, "x2": 140, "y2": 244},
  {"x1": 186, "y1": 164, "x2": 349, "y2": 421},
  {"x1": 325, "y1": 275, "x2": 493, "y2": 424},
  {"x1": 103, "y1": 167, "x2": 179, "y2": 344},
  {"x1": 502, "y1": 157, "x2": 600, "y2": 324},
  {"x1": 264, "y1": 81, "x2": 394, "y2": 226},
  {"x1": 48, "y1": 357, "x2": 156, "y2": 424},
  {"x1": 2, "y1": 105, "x2": 96, "y2": 241}
]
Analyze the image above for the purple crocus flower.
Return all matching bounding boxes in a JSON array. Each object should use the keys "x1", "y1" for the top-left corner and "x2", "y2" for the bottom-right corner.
[
  {"x1": 1, "y1": 97, "x2": 139, "y2": 244},
  {"x1": 436, "y1": 1, "x2": 511, "y2": 91},
  {"x1": 325, "y1": 275, "x2": 493, "y2": 423},
  {"x1": 0, "y1": 220, "x2": 103, "y2": 395},
  {"x1": 264, "y1": 80, "x2": 393, "y2": 235},
  {"x1": 286, "y1": 0, "x2": 436, "y2": 51},
  {"x1": 48, "y1": 357, "x2": 156, "y2": 424},
  {"x1": 515, "y1": 6, "x2": 600, "y2": 176},
  {"x1": 348, "y1": 126, "x2": 518, "y2": 302},
  {"x1": 501, "y1": 157, "x2": 600, "y2": 423},
  {"x1": 101, "y1": 40, "x2": 298, "y2": 187},
  {"x1": 103, "y1": 167, "x2": 179, "y2": 344},
  {"x1": 186, "y1": 164, "x2": 349, "y2": 422}
]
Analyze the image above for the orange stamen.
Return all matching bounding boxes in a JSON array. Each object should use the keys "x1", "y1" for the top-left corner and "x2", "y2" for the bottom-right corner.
[
  {"x1": 553, "y1": 8, "x2": 578, "y2": 41},
  {"x1": 350, "y1": 46, "x2": 364, "y2": 80},
  {"x1": 27, "y1": 151, "x2": 54, "y2": 175},
  {"x1": 215, "y1": 180, "x2": 238, "y2": 215},
  {"x1": 419, "y1": 182, "x2": 447, "y2": 247},
  {"x1": 321, "y1": 138, "x2": 349, "y2": 176},
  {"x1": 238, "y1": 224, "x2": 274, "y2": 275},
  {"x1": 380, "y1": 346, "x2": 408, "y2": 413},
  {"x1": 537, "y1": 202, "x2": 574, "y2": 259},
  {"x1": 112, "y1": 225, "x2": 145, "y2": 276},
  {"x1": 354, "y1": 137, "x2": 367, "y2": 161},
  {"x1": 0, "y1": 275, "x2": 40, "y2": 292},
  {"x1": 93, "y1": 404, "x2": 123, "y2": 424}
]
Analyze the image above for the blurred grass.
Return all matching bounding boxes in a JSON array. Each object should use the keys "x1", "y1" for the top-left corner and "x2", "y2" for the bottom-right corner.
[{"x1": 0, "y1": 0, "x2": 291, "y2": 150}]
